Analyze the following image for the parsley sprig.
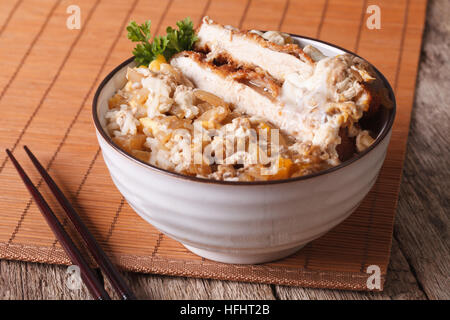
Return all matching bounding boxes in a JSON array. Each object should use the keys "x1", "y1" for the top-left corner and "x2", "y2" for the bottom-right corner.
[{"x1": 126, "y1": 17, "x2": 197, "y2": 66}]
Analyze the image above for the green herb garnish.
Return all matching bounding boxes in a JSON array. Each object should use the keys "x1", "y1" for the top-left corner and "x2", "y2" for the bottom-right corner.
[{"x1": 126, "y1": 17, "x2": 197, "y2": 66}]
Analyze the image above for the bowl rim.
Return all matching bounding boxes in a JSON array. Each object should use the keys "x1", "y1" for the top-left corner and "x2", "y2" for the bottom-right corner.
[{"x1": 92, "y1": 34, "x2": 396, "y2": 186}]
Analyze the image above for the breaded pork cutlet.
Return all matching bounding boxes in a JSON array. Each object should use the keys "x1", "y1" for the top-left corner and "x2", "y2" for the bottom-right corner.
[
  {"x1": 195, "y1": 17, "x2": 314, "y2": 82},
  {"x1": 171, "y1": 48, "x2": 386, "y2": 163}
]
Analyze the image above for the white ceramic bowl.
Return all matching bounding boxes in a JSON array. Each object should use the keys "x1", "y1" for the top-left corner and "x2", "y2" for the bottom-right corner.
[{"x1": 92, "y1": 36, "x2": 396, "y2": 264}]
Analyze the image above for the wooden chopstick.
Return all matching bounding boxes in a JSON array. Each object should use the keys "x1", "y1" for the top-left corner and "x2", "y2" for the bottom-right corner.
[
  {"x1": 23, "y1": 146, "x2": 136, "y2": 300},
  {"x1": 6, "y1": 148, "x2": 111, "y2": 300}
]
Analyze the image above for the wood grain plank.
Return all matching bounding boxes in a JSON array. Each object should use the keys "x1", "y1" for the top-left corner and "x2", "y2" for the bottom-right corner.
[
  {"x1": 0, "y1": 259, "x2": 93, "y2": 299},
  {"x1": 0, "y1": 236, "x2": 428, "y2": 299},
  {"x1": 0, "y1": 258, "x2": 276, "y2": 300},
  {"x1": 394, "y1": 0, "x2": 449, "y2": 299},
  {"x1": 111, "y1": 274, "x2": 276, "y2": 300},
  {"x1": 275, "y1": 238, "x2": 427, "y2": 299}
]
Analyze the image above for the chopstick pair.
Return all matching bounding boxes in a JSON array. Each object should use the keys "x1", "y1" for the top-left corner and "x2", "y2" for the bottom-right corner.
[{"x1": 6, "y1": 146, "x2": 136, "y2": 300}]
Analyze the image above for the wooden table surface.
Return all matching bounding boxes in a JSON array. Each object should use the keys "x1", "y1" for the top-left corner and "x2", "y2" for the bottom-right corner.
[{"x1": 0, "y1": 0, "x2": 448, "y2": 300}]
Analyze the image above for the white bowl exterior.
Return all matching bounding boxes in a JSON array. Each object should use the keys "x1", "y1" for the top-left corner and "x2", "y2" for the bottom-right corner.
[
  {"x1": 94, "y1": 37, "x2": 393, "y2": 264},
  {"x1": 97, "y1": 129, "x2": 389, "y2": 253}
]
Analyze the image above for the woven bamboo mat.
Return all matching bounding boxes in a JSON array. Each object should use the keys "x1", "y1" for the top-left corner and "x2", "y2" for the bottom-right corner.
[{"x1": 0, "y1": 0, "x2": 427, "y2": 291}]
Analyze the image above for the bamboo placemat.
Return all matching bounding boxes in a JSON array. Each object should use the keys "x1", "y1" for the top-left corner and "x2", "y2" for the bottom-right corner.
[{"x1": 0, "y1": 0, "x2": 427, "y2": 291}]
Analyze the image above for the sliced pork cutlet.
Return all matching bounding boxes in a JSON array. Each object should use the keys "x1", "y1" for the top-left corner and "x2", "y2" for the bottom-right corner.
[
  {"x1": 195, "y1": 17, "x2": 314, "y2": 82},
  {"x1": 196, "y1": 17, "x2": 389, "y2": 120},
  {"x1": 171, "y1": 52, "x2": 386, "y2": 163},
  {"x1": 170, "y1": 51, "x2": 285, "y2": 127}
]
